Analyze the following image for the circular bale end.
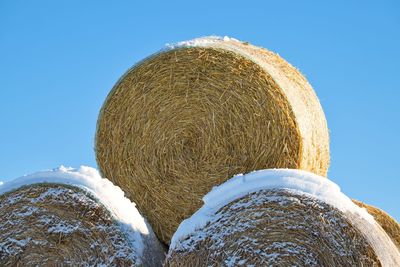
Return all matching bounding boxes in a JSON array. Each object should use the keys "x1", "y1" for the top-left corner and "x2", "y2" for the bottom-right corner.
[
  {"x1": 95, "y1": 36, "x2": 330, "y2": 244},
  {"x1": 167, "y1": 170, "x2": 400, "y2": 266},
  {"x1": 0, "y1": 167, "x2": 165, "y2": 267},
  {"x1": 353, "y1": 200, "x2": 400, "y2": 250}
]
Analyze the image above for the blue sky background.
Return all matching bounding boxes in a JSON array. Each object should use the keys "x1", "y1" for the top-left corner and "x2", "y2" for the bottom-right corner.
[{"x1": 1, "y1": 1, "x2": 399, "y2": 220}]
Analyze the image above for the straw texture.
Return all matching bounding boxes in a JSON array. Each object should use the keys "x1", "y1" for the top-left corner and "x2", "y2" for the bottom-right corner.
[
  {"x1": 166, "y1": 189, "x2": 381, "y2": 266},
  {"x1": 95, "y1": 37, "x2": 330, "y2": 244},
  {"x1": 0, "y1": 183, "x2": 164, "y2": 266},
  {"x1": 354, "y1": 200, "x2": 400, "y2": 251}
]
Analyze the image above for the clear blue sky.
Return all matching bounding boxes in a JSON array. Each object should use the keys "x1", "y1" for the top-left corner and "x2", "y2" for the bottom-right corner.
[{"x1": 1, "y1": 1, "x2": 399, "y2": 220}]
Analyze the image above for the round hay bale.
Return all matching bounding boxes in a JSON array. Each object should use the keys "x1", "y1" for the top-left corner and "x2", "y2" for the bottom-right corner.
[
  {"x1": 166, "y1": 169, "x2": 400, "y2": 266},
  {"x1": 95, "y1": 36, "x2": 330, "y2": 244},
  {"x1": 353, "y1": 200, "x2": 400, "y2": 250},
  {"x1": 0, "y1": 166, "x2": 165, "y2": 267}
]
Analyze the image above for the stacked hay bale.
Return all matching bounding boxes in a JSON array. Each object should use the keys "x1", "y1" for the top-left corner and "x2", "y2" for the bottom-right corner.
[
  {"x1": 354, "y1": 200, "x2": 400, "y2": 250},
  {"x1": 0, "y1": 166, "x2": 165, "y2": 267},
  {"x1": 1, "y1": 36, "x2": 397, "y2": 265},
  {"x1": 95, "y1": 36, "x2": 330, "y2": 244},
  {"x1": 92, "y1": 35, "x2": 399, "y2": 265},
  {"x1": 166, "y1": 169, "x2": 400, "y2": 266}
]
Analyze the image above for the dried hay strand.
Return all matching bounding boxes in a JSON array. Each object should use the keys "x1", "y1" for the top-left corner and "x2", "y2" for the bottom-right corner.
[
  {"x1": 0, "y1": 167, "x2": 165, "y2": 267},
  {"x1": 95, "y1": 36, "x2": 330, "y2": 244},
  {"x1": 166, "y1": 170, "x2": 400, "y2": 266},
  {"x1": 354, "y1": 200, "x2": 400, "y2": 250}
]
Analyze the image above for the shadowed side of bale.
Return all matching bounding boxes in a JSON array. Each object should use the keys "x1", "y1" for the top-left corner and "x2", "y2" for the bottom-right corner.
[
  {"x1": 0, "y1": 184, "x2": 164, "y2": 267},
  {"x1": 201, "y1": 38, "x2": 330, "y2": 175},
  {"x1": 354, "y1": 199, "x2": 400, "y2": 250},
  {"x1": 95, "y1": 37, "x2": 330, "y2": 244},
  {"x1": 166, "y1": 189, "x2": 380, "y2": 266}
]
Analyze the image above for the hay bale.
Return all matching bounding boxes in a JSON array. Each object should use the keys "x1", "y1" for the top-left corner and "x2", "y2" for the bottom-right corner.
[
  {"x1": 353, "y1": 200, "x2": 400, "y2": 250},
  {"x1": 0, "y1": 166, "x2": 165, "y2": 266},
  {"x1": 95, "y1": 36, "x2": 330, "y2": 244},
  {"x1": 166, "y1": 169, "x2": 400, "y2": 266}
]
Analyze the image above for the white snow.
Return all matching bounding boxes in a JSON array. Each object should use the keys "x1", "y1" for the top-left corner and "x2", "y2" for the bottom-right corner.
[
  {"x1": 170, "y1": 169, "x2": 400, "y2": 266},
  {"x1": 0, "y1": 166, "x2": 149, "y2": 261},
  {"x1": 14, "y1": 206, "x2": 39, "y2": 217},
  {"x1": 166, "y1": 35, "x2": 238, "y2": 50},
  {"x1": 6, "y1": 237, "x2": 31, "y2": 247},
  {"x1": 48, "y1": 221, "x2": 81, "y2": 234}
]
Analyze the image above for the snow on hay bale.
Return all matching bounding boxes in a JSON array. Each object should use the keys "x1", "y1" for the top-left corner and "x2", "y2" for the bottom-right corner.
[
  {"x1": 95, "y1": 36, "x2": 330, "y2": 244},
  {"x1": 353, "y1": 200, "x2": 400, "y2": 250},
  {"x1": 0, "y1": 166, "x2": 165, "y2": 267},
  {"x1": 166, "y1": 169, "x2": 400, "y2": 266}
]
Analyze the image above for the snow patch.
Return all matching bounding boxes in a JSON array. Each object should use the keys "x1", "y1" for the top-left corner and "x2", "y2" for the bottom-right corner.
[
  {"x1": 166, "y1": 35, "x2": 239, "y2": 50},
  {"x1": 14, "y1": 206, "x2": 39, "y2": 217},
  {"x1": 48, "y1": 221, "x2": 80, "y2": 234}
]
